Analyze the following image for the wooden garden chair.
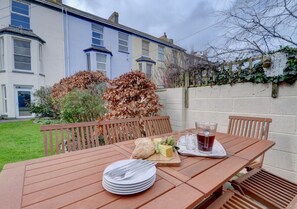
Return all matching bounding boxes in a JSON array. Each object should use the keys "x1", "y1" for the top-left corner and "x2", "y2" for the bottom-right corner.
[
  {"x1": 228, "y1": 115, "x2": 272, "y2": 170},
  {"x1": 100, "y1": 118, "x2": 141, "y2": 144},
  {"x1": 40, "y1": 121, "x2": 100, "y2": 156},
  {"x1": 142, "y1": 115, "x2": 173, "y2": 137},
  {"x1": 206, "y1": 189, "x2": 266, "y2": 209},
  {"x1": 231, "y1": 168, "x2": 297, "y2": 209}
]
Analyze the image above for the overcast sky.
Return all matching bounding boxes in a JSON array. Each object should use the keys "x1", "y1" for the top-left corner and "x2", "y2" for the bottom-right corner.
[{"x1": 63, "y1": 0, "x2": 234, "y2": 52}]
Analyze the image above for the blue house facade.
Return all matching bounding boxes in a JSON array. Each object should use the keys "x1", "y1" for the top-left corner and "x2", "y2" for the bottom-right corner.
[{"x1": 64, "y1": 11, "x2": 132, "y2": 78}]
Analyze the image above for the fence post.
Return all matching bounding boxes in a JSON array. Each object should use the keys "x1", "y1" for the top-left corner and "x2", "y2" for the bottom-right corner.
[{"x1": 184, "y1": 71, "x2": 189, "y2": 108}]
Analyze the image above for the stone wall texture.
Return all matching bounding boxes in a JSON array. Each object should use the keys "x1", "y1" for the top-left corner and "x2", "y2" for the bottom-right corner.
[{"x1": 157, "y1": 81, "x2": 297, "y2": 183}]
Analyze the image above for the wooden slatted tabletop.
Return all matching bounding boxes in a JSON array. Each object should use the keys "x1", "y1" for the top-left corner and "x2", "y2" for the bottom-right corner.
[{"x1": 0, "y1": 132, "x2": 274, "y2": 209}]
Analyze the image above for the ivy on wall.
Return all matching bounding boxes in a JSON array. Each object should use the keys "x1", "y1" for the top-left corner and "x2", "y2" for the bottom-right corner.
[
  {"x1": 214, "y1": 47, "x2": 297, "y2": 86},
  {"x1": 174, "y1": 47, "x2": 297, "y2": 89}
]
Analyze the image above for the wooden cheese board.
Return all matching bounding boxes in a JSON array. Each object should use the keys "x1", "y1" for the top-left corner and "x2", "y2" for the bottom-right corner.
[{"x1": 145, "y1": 150, "x2": 181, "y2": 167}]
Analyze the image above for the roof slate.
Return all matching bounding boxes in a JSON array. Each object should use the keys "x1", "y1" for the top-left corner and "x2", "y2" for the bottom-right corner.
[
  {"x1": 136, "y1": 56, "x2": 156, "y2": 64},
  {"x1": 0, "y1": 26, "x2": 46, "y2": 43},
  {"x1": 83, "y1": 46, "x2": 113, "y2": 55}
]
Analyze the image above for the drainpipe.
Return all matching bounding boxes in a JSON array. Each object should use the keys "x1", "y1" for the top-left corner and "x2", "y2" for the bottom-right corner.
[{"x1": 63, "y1": 7, "x2": 70, "y2": 77}]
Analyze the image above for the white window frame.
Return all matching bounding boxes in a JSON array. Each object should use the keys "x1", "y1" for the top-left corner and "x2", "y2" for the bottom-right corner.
[
  {"x1": 172, "y1": 50, "x2": 178, "y2": 65},
  {"x1": 86, "y1": 53, "x2": 91, "y2": 71},
  {"x1": 158, "y1": 45, "x2": 164, "y2": 62},
  {"x1": 0, "y1": 37, "x2": 4, "y2": 70},
  {"x1": 118, "y1": 32, "x2": 129, "y2": 53},
  {"x1": 96, "y1": 53, "x2": 107, "y2": 75},
  {"x1": 11, "y1": 0, "x2": 30, "y2": 29},
  {"x1": 1, "y1": 85, "x2": 7, "y2": 113},
  {"x1": 13, "y1": 38, "x2": 31, "y2": 71},
  {"x1": 92, "y1": 24, "x2": 104, "y2": 47},
  {"x1": 39, "y1": 44, "x2": 43, "y2": 74},
  {"x1": 142, "y1": 40, "x2": 149, "y2": 57},
  {"x1": 138, "y1": 63, "x2": 142, "y2": 71},
  {"x1": 146, "y1": 63, "x2": 152, "y2": 79}
]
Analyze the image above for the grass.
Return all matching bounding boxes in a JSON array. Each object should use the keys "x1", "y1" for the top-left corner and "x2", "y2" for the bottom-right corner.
[{"x1": 0, "y1": 120, "x2": 44, "y2": 171}]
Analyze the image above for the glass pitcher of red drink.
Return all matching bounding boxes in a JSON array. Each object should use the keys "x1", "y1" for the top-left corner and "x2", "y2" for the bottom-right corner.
[{"x1": 195, "y1": 122, "x2": 217, "y2": 153}]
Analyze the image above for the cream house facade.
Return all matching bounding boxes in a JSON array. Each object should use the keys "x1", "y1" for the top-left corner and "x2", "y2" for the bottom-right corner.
[{"x1": 131, "y1": 33, "x2": 185, "y2": 87}]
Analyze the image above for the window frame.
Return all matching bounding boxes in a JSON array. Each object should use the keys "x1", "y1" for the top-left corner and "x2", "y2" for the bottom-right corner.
[
  {"x1": 86, "y1": 53, "x2": 91, "y2": 71},
  {"x1": 118, "y1": 32, "x2": 129, "y2": 53},
  {"x1": 11, "y1": 0, "x2": 30, "y2": 30},
  {"x1": 142, "y1": 40, "x2": 149, "y2": 57},
  {"x1": 146, "y1": 63, "x2": 152, "y2": 79},
  {"x1": 13, "y1": 37, "x2": 31, "y2": 71},
  {"x1": 0, "y1": 37, "x2": 4, "y2": 70},
  {"x1": 92, "y1": 24, "x2": 104, "y2": 47},
  {"x1": 172, "y1": 50, "x2": 178, "y2": 65},
  {"x1": 158, "y1": 45, "x2": 165, "y2": 62},
  {"x1": 1, "y1": 85, "x2": 7, "y2": 113},
  {"x1": 39, "y1": 44, "x2": 43, "y2": 74},
  {"x1": 96, "y1": 53, "x2": 107, "y2": 75},
  {"x1": 138, "y1": 63, "x2": 142, "y2": 71}
]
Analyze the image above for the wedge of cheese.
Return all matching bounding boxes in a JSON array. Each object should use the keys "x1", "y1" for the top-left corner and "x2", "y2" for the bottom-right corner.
[{"x1": 158, "y1": 144, "x2": 173, "y2": 157}]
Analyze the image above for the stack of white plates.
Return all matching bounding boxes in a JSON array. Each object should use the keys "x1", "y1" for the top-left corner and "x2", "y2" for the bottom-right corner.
[{"x1": 102, "y1": 159, "x2": 157, "y2": 195}]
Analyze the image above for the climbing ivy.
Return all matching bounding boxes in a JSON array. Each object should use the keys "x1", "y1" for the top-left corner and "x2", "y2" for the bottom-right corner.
[{"x1": 179, "y1": 47, "x2": 297, "y2": 88}]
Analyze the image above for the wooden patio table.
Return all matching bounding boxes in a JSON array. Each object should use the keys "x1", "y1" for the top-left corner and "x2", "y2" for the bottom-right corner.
[{"x1": 0, "y1": 131, "x2": 274, "y2": 209}]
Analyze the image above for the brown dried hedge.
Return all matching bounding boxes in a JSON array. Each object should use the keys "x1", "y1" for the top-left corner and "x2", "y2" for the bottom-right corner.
[
  {"x1": 102, "y1": 71, "x2": 162, "y2": 119},
  {"x1": 51, "y1": 70, "x2": 108, "y2": 99}
]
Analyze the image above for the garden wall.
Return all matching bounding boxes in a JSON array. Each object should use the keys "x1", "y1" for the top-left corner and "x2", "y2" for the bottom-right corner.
[{"x1": 157, "y1": 81, "x2": 297, "y2": 183}]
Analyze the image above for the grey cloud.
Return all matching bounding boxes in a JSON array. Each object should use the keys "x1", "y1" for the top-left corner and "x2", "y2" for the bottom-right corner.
[{"x1": 63, "y1": 0, "x2": 230, "y2": 52}]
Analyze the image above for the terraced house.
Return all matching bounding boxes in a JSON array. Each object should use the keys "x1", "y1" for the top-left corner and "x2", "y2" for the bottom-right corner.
[{"x1": 0, "y1": 0, "x2": 185, "y2": 119}]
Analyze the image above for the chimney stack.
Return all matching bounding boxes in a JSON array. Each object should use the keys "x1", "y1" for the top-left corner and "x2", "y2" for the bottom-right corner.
[
  {"x1": 159, "y1": 32, "x2": 174, "y2": 44},
  {"x1": 108, "y1": 12, "x2": 119, "y2": 24}
]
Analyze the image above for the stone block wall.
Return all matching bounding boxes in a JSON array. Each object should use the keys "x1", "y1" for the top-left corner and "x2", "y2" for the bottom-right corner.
[{"x1": 157, "y1": 81, "x2": 297, "y2": 183}]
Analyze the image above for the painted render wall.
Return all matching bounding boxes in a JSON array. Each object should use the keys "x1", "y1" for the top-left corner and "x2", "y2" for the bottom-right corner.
[
  {"x1": 157, "y1": 82, "x2": 297, "y2": 183},
  {"x1": 131, "y1": 36, "x2": 178, "y2": 86},
  {"x1": 65, "y1": 14, "x2": 131, "y2": 79},
  {"x1": 0, "y1": 1, "x2": 65, "y2": 118}
]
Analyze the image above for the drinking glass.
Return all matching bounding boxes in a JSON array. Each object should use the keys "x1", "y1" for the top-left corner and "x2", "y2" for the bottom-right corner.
[{"x1": 195, "y1": 122, "x2": 217, "y2": 153}]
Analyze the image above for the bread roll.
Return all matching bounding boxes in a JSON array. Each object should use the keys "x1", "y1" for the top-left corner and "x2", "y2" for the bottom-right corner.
[{"x1": 131, "y1": 138, "x2": 155, "y2": 159}]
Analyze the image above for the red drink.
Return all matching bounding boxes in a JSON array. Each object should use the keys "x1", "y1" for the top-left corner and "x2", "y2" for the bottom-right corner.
[{"x1": 197, "y1": 134, "x2": 215, "y2": 152}]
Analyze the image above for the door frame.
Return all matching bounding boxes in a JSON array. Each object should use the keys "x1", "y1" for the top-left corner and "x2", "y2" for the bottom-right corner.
[{"x1": 15, "y1": 88, "x2": 33, "y2": 118}]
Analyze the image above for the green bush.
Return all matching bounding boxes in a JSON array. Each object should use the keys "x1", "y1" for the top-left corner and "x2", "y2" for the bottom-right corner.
[
  {"x1": 61, "y1": 85, "x2": 106, "y2": 123},
  {"x1": 30, "y1": 86, "x2": 56, "y2": 117}
]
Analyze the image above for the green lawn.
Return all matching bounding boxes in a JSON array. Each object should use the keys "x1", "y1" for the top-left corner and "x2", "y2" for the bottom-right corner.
[{"x1": 0, "y1": 120, "x2": 44, "y2": 171}]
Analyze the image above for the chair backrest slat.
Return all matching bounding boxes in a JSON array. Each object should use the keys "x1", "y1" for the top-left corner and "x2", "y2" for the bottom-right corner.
[
  {"x1": 100, "y1": 118, "x2": 141, "y2": 144},
  {"x1": 227, "y1": 115, "x2": 272, "y2": 169},
  {"x1": 228, "y1": 116, "x2": 272, "y2": 140},
  {"x1": 41, "y1": 121, "x2": 99, "y2": 156},
  {"x1": 142, "y1": 116, "x2": 172, "y2": 137}
]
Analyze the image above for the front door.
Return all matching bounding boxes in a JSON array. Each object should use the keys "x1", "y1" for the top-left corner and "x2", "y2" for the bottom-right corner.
[{"x1": 16, "y1": 89, "x2": 32, "y2": 118}]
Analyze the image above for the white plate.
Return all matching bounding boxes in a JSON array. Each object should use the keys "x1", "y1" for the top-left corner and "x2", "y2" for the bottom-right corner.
[
  {"x1": 104, "y1": 175, "x2": 155, "y2": 189},
  {"x1": 103, "y1": 159, "x2": 157, "y2": 185},
  {"x1": 102, "y1": 175, "x2": 156, "y2": 195},
  {"x1": 177, "y1": 135, "x2": 227, "y2": 158}
]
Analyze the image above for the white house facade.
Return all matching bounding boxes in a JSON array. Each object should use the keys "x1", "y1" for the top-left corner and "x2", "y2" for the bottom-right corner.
[{"x1": 0, "y1": 0, "x2": 65, "y2": 118}]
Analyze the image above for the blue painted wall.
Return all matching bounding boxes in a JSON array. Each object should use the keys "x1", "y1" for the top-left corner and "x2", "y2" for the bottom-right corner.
[{"x1": 64, "y1": 14, "x2": 132, "y2": 79}]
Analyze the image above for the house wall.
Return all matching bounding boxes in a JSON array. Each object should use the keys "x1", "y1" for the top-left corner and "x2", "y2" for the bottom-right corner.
[
  {"x1": 157, "y1": 82, "x2": 297, "y2": 183},
  {"x1": 65, "y1": 14, "x2": 131, "y2": 79},
  {"x1": 31, "y1": 4, "x2": 65, "y2": 86},
  {"x1": 131, "y1": 36, "x2": 181, "y2": 86},
  {"x1": 0, "y1": 0, "x2": 10, "y2": 28},
  {"x1": 0, "y1": 1, "x2": 64, "y2": 118}
]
